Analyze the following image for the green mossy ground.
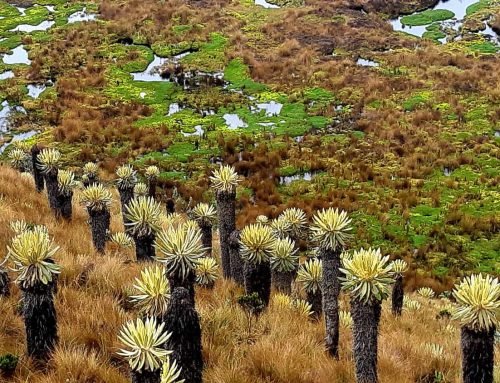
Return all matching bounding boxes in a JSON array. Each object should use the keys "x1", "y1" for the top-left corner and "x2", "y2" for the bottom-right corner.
[
  {"x1": 224, "y1": 58, "x2": 268, "y2": 93},
  {"x1": 104, "y1": 46, "x2": 332, "y2": 146},
  {"x1": 266, "y1": 0, "x2": 304, "y2": 7},
  {"x1": 422, "y1": 23, "x2": 446, "y2": 41},
  {"x1": 466, "y1": 0, "x2": 493, "y2": 15},
  {"x1": 0, "y1": 0, "x2": 498, "y2": 277},
  {"x1": 403, "y1": 91, "x2": 433, "y2": 111},
  {"x1": 401, "y1": 9, "x2": 455, "y2": 26}
]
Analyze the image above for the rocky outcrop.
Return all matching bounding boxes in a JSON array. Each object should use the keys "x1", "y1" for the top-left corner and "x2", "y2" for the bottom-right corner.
[{"x1": 361, "y1": 0, "x2": 439, "y2": 17}]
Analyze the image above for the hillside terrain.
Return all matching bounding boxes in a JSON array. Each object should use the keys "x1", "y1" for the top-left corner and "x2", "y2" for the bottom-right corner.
[
  {"x1": 0, "y1": 165, "x2": 496, "y2": 383},
  {"x1": 0, "y1": 0, "x2": 498, "y2": 281},
  {"x1": 0, "y1": 0, "x2": 499, "y2": 382}
]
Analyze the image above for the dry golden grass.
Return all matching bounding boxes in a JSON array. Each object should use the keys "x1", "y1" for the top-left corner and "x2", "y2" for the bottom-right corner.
[{"x1": 0, "y1": 166, "x2": 497, "y2": 383}]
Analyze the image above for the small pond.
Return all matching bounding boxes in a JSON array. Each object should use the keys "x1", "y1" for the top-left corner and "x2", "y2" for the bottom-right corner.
[
  {"x1": 132, "y1": 54, "x2": 168, "y2": 81},
  {"x1": 223, "y1": 114, "x2": 248, "y2": 129},
  {"x1": 168, "y1": 103, "x2": 183, "y2": 116},
  {"x1": 0, "y1": 101, "x2": 27, "y2": 132},
  {"x1": 131, "y1": 50, "x2": 228, "y2": 91},
  {"x1": 0, "y1": 70, "x2": 14, "y2": 80},
  {"x1": 255, "y1": 0, "x2": 280, "y2": 8},
  {"x1": 27, "y1": 84, "x2": 47, "y2": 98},
  {"x1": 255, "y1": 101, "x2": 283, "y2": 116},
  {"x1": 201, "y1": 109, "x2": 216, "y2": 117},
  {"x1": 0, "y1": 130, "x2": 38, "y2": 154},
  {"x1": 68, "y1": 7, "x2": 97, "y2": 23},
  {"x1": 357, "y1": 58, "x2": 379, "y2": 67},
  {"x1": 3, "y1": 45, "x2": 31, "y2": 65},
  {"x1": 279, "y1": 172, "x2": 315, "y2": 185},
  {"x1": 12, "y1": 20, "x2": 55, "y2": 32},
  {"x1": 132, "y1": 51, "x2": 190, "y2": 82},
  {"x1": 181, "y1": 125, "x2": 204, "y2": 137},
  {"x1": 480, "y1": 22, "x2": 499, "y2": 43},
  {"x1": 294, "y1": 135, "x2": 304, "y2": 143},
  {"x1": 390, "y1": 0, "x2": 490, "y2": 40}
]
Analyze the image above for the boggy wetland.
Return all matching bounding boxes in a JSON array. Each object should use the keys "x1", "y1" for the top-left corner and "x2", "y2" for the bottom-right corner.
[
  {"x1": 2, "y1": 0, "x2": 497, "y2": 278},
  {"x1": 0, "y1": 0, "x2": 499, "y2": 381}
]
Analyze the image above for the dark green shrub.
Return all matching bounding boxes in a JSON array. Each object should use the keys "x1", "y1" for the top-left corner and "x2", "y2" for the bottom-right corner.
[
  {"x1": 237, "y1": 293, "x2": 265, "y2": 316},
  {"x1": 0, "y1": 354, "x2": 18, "y2": 376}
]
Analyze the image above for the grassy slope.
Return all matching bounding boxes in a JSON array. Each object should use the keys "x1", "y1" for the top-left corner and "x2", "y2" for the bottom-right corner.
[{"x1": 0, "y1": 166, "x2": 498, "y2": 382}]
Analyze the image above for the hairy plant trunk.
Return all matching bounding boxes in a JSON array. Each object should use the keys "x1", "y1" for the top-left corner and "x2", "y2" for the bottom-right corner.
[
  {"x1": 230, "y1": 242, "x2": 244, "y2": 285},
  {"x1": 88, "y1": 208, "x2": 110, "y2": 253},
  {"x1": 0, "y1": 268, "x2": 10, "y2": 296},
  {"x1": 168, "y1": 271, "x2": 196, "y2": 306},
  {"x1": 148, "y1": 179, "x2": 157, "y2": 199},
  {"x1": 166, "y1": 198, "x2": 175, "y2": 214},
  {"x1": 133, "y1": 234, "x2": 155, "y2": 262},
  {"x1": 31, "y1": 145, "x2": 44, "y2": 192},
  {"x1": 83, "y1": 174, "x2": 98, "y2": 188},
  {"x1": 198, "y1": 222, "x2": 213, "y2": 257},
  {"x1": 244, "y1": 261, "x2": 271, "y2": 307},
  {"x1": 203, "y1": 281, "x2": 215, "y2": 290},
  {"x1": 229, "y1": 230, "x2": 244, "y2": 285},
  {"x1": 216, "y1": 190, "x2": 235, "y2": 279},
  {"x1": 131, "y1": 369, "x2": 160, "y2": 383},
  {"x1": 272, "y1": 270, "x2": 294, "y2": 295},
  {"x1": 307, "y1": 289, "x2": 323, "y2": 320},
  {"x1": 57, "y1": 191, "x2": 73, "y2": 221},
  {"x1": 461, "y1": 326, "x2": 494, "y2": 383},
  {"x1": 322, "y1": 248, "x2": 341, "y2": 358},
  {"x1": 118, "y1": 186, "x2": 134, "y2": 230},
  {"x1": 162, "y1": 287, "x2": 203, "y2": 383},
  {"x1": 16, "y1": 161, "x2": 28, "y2": 173},
  {"x1": 351, "y1": 297, "x2": 381, "y2": 383},
  {"x1": 44, "y1": 169, "x2": 60, "y2": 217},
  {"x1": 21, "y1": 281, "x2": 58, "y2": 362},
  {"x1": 391, "y1": 274, "x2": 404, "y2": 316}
]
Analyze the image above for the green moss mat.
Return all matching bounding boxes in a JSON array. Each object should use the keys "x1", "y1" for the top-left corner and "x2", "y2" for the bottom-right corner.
[{"x1": 401, "y1": 9, "x2": 455, "y2": 26}]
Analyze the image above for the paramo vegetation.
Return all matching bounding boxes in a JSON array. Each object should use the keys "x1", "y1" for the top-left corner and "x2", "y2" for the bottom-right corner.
[
  {"x1": 0, "y1": 0, "x2": 498, "y2": 281},
  {"x1": 0, "y1": 160, "x2": 498, "y2": 383},
  {"x1": 0, "y1": 0, "x2": 499, "y2": 382}
]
